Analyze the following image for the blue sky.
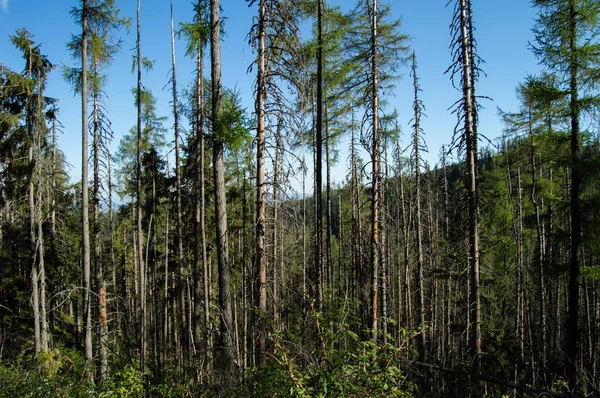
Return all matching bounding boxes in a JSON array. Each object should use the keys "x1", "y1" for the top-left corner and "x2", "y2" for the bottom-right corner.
[{"x1": 0, "y1": 0, "x2": 542, "y2": 189}]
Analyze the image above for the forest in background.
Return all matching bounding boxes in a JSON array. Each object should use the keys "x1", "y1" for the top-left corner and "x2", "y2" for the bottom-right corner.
[{"x1": 1, "y1": 0, "x2": 600, "y2": 396}]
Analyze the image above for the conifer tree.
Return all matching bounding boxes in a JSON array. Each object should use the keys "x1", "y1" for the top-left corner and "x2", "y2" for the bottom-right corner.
[
  {"x1": 210, "y1": 0, "x2": 236, "y2": 373},
  {"x1": 65, "y1": 0, "x2": 93, "y2": 370},
  {"x1": 179, "y1": 0, "x2": 211, "y2": 370},
  {"x1": 448, "y1": 0, "x2": 482, "y2": 371},
  {"x1": 531, "y1": 0, "x2": 600, "y2": 389},
  {"x1": 11, "y1": 29, "x2": 53, "y2": 360}
]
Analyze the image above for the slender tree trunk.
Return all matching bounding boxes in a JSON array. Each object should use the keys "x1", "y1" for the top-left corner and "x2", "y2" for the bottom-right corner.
[
  {"x1": 566, "y1": 0, "x2": 581, "y2": 390},
  {"x1": 412, "y1": 53, "x2": 426, "y2": 361},
  {"x1": 29, "y1": 113, "x2": 41, "y2": 358},
  {"x1": 242, "y1": 167, "x2": 249, "y2": 372},
  {"x1": 135, "y1": 0, "x2": 147, "y2": 375},
  {"x1": 211, "y1": 0, "x2": 235, "y2": 373},
  {"x1": 151, "y1": 160, "x2": 159, "y2": 368},
  {"x1": 315, "y1": 0, "x2": 324, "y2": 310},
  {"x1": 36, "y1": 193, "x2": 48, "y2": 354},
  {"x1": 92, "y1": 59, "x2": 109, "y2": 381},
  {"x1": 302, "y1": 135, "x2": 307, "y2": 301},
  {"x1": 529, "y1": 110, "x2": 547, "y2": 379},
  {"x1": 81, "y1": 0, "x2": 93, "y2": 369},
  {"x1": 170, "y1": 0, "x2": 187, "y2": 367},
  {"x1": 350, "y1": 113, "x2": 360, "y2": 317},
  {"x1": 381, "y1": 140, "x2": 389, "y2": 345},
  {"x1": 108, "y1": 152, "x2": 118, "y2": 351},
  {"x1": 272, "y1": 125, "x2": 280, "y2": 325},
  {"x1": 194, "y1": 44, "x2": 206, "y2": 363},
  {"x1": 512, "y1": 146, "x2": 526, "y2": 380},
  {"x1": 163, "y1": 203, "x2": 170, "y2": 367},
  {"x1": 459, "y1": 0, "x2": 481, "y2": 371},
  {"x1": 398, "y1": 137, "x2": 412, "y2": 330},
  {"x1": 49, "y1": 100, "x2": 58, "y2": 343},
  {"x1": 338, "y1": 195, "x2": 344, "y2": 297},
  {"x1": 395, "y1": 136, "x2": 403, "y2": 340},
  {"x1": 370, "y1": 0, "x2": 380, "y2": 342},
  {"x1": 325, "y1": 108, "x2": 332, "y2": 293},
  {"x1": 254, "y1": 0, "x2": 268, "y2": 367}
]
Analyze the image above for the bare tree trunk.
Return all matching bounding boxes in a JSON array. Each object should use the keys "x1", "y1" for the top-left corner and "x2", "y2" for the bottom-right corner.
[
  {"x1": 194, "y1": 43, "x2": 206, "y2": 365},
  {"x1": 254, "y1": 0, "x2": 268, "y2": 368},
  {"x1": 302, "y1": 135, "x2": 307, "y2": 302},
  {"x1": 325, "y1": 108, "x2": 332, "y2": 293},
  {"x1": 151, "y1": 161, "x2": 159, "y2": 368},
  {"x1": 395, "y1": 137, "x2": 403, "y2": 341},
  {"x1": 338, "y1": 195, "x2": 344, "y2": 297},
  {"x1": 36, "y1": 196, "x2": 48, "y2": 354},
  {"x1": 135, "y1": 0, "x2": 147, "y2": 375},
  {"x1": 170, "y1": 0, "x2": 187, "y2": 367},
  {"x1": 566, "y1": 1, "x2": 582, "y2": 390},
  {"x1": 211, "y1": 0, "x2": 235, "y2": 373},
  {"x1": 381, "y1": 139, "x2": 389, "y2": 345},
  {"x1": 49, "y1": 100, "x2": 58, "y2": 344},
  {"x1": 411, "y1": 52, "x2": 426, "y2": 361},
  {"x1": 29, "y1": 125, "x2": 41, "y2": 358},
  {"x1": 163, "y1": 204, "x2": 170, "y2": 368},
  {"x1": 272, "y1": 125, "x2": 281, "y2": 325},
  {"x1": 511, "y1": 144, "x2": 526, "y2": 382},
  {"x1": 529, "y1": 110, "x2": 547, "y2": 380},
  {"x1": 80, "y1": 0, "x2": 93, "y2": 370},
  {"x1": 108, "y1": 152, "x2": 118, "y2": 351},
  {"x1": 92, "y1": 59, "x2": 109, "y2": 381},
  {"x1": 315, "y1": 0, "x2": 324, "y2": 310},
  {"x1": 370, "y1": 0, "x2": 380, "y2": 342},
  {"x1": 242, "y1": 167, "x2": 249, "y2": 372},
  {"x1": 350, "y1": 113, "x2": 360, "y2": 317},
  {"x1": 397, "y1": 136, "x2": 412, "y2": 330},
  {"x1": 458, "y1": 0, "x2": 481, "y2": 371}
]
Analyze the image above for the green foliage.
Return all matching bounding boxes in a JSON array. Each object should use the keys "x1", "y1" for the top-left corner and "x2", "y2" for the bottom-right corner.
[
  {"x1": 178, "y1": 0, "x2": 210, "y2": 58},
  {"x1": 97, "y1": 366, "x2": 144, "y2": 398},
  {"x1": 0, "y1": 347, "x2": 94, "y2": 397},
  {"x1": 211, "y1": 88, "x2": 253, "y2": 150},
  {"x1": 242, "y1": 336, "x2": 417, "y2": 397}
]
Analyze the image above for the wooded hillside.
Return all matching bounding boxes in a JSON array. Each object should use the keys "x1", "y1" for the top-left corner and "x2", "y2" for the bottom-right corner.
[{"x1": 1, "y1": 0, "x2": 599, "y2": 396}]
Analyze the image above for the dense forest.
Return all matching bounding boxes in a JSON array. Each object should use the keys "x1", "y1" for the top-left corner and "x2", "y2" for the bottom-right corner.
[{"x1": 1, "y1": 0, "x2": 600, "y2": 396}]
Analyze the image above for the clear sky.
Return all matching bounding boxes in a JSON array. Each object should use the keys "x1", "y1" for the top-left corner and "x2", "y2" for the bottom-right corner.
[{"x1": 0, "y1": 0, "x2": 543, "y2": 189}]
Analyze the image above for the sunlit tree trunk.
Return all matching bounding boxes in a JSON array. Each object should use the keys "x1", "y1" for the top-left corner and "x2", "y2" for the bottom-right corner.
[
  {"x1": 211, "y1": 0, "x2": 235, "y2": 373},
  {"x1": 315, "y1": 0, "x2": 324, "y2": 310},
  {"x1": 169, "y1": 0, "x2": 188, "y2": 367},
  {"x1": 411, "y1": 52, "x2": 426, "y2": 361},
  {"x1": 370, "y1": 0, "x2": 380, "y2": 342},
  {"x1": 80, "y1": 0, "x2": 93, "y2": 369},
  {"x1": 254, "y1": 0, "x2": 268, "y2": 368},
  {"x1": 458, "y1": 0, "x2": 481, "y2": 370},
  {"x1": 272, "y1": 124, "x2": 281, "y2": 325},
  {"x1": 135, "y1": 0, "x2": 147, "y2": 375}
]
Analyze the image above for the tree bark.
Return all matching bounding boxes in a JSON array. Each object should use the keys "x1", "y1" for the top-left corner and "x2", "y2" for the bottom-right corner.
[
  {"x1": 272, "y1": 125, "x2": 281, "y2": 325},
  {"x1": 135, "y1": 0, "x2": 147, "y2": 375},
  {"x1": 529, "y1": 109, "x2": 548, "y2": 378},
  {"x1": 315, "y1": 0, "x2": 324, "y2": 310},
  {"x1": 412, "y1": 53, "x2": 426, "y2": 361},
  {"x1": 211, "y1": 0, "x2": 235, "y2": 373},
  {"x1": 170, "y1": 0, "x2": 188, "y2": 366},
  {"x1": 193, "y1": 38, "x2": 207, "y2": 367},
  {"x1": 81, "y1": 0, "x2": 93, "y2": 368},
  {"x1": 370, "y1": 0, "x2": 380, "y2": 342},
  {"x1": 459, "y1": 0, "x2": 481, "y2": 371},
  {"x1": 566, "y1": 0, "x2": 582, "y2": 391},
  {"x1": 254, "y1": 0, "x2": 267, "y2": 366}
]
